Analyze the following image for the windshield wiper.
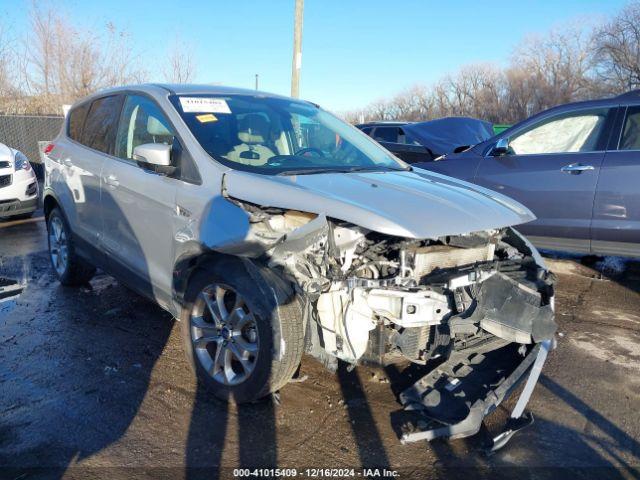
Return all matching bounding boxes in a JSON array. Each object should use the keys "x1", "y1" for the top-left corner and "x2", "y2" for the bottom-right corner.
[
  {"x1": 277, "y1": 165, "x2": 410, "y2": 176},
  {"x1": 342, "y1": 166, "x2": 411, "y2": 173}
]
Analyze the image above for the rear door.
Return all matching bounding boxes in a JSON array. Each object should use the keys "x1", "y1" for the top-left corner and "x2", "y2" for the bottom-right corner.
[
  {"x1": 50, "y1": 95, "x2": 123, "y2": 259},
  {"x1": 474, "y1": 106, "x2": 616, "y2": 253},
  {"x1": 592, "y1": 105, "x2": 640, "y2": 256},
  {"x1": 100, "y1": 94, "x2": 178, "y2": 307}
]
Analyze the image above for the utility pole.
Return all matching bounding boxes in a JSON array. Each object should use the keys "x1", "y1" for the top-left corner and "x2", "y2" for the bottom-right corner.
[
  {"x1": 255, "y1": 74, "x2": 259, "y2": 90},
  {"x1": 291, "y1": 0, "x2": 304, "y2": 98}
]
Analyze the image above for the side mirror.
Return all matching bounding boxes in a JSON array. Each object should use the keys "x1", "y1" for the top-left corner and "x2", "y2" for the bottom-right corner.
[
  {"x1": 491, "y1": 138, "x2": 511, "y2": 156},
  {"x1": 133, "y1": 143, "x2": 176, "y2": 175}
]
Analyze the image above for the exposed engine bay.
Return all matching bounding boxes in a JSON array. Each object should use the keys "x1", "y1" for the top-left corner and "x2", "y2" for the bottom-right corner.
[
  {"x1": 216, "y1": 197, "x2": 557, "y2": 446},
  {"x1": 226, "y1": 198, "x2": 557, "y2": 370}
]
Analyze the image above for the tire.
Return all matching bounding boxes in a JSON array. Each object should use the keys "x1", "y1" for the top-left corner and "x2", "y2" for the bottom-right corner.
[
  {"x1": 180, "y1": 258, "x2": 304, "y2": 403},
  {"x1": 47, "y1": 207, "x2": 96, "y2": 286}
]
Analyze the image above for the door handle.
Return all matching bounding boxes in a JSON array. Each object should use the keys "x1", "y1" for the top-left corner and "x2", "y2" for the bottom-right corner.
[
  {"x1": 560, "y1": 163, "x2": 595, "y2": 174},
  {"x1": 105, "y1": 174, "x2": 119, "y2": 188}
]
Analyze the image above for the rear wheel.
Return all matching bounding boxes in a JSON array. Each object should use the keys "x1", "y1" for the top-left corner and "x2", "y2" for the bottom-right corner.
[
  {"x1": 47, "y1": 207, "x2": 95, "y2": 286},
  {"x1": 180, "y1": 260, "x2": 304, "y2": 403}
]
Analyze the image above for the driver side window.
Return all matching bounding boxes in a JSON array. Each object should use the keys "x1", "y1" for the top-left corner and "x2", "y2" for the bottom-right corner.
[
  {"x1": 509, "y1": 108, "x2": 610, "y2": 155},
  {"x1": 115, "y1": 95, "x2": 175, "y2": 161}
]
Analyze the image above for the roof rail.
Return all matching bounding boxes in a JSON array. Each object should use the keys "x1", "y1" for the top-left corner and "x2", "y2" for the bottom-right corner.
[
  {"x1": 148, "y1": 83, "x2": 176, "y2": 94},
  {"x1": 616, "y1": 89, "x2": 640, "y2": 99}
]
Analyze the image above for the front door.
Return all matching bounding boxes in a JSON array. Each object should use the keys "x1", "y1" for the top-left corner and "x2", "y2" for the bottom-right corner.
[
  {"x1": 475, "y1": 107, "x2": 616, "y2": 253},
  {"x1": 100, "y1": 94, "x2": 178, "y2": 307}
]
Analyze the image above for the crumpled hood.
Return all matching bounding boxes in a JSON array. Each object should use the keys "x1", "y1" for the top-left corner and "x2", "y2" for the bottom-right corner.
[{"x1": 223, "y1": 168, "x2": 535, "y2": 239}]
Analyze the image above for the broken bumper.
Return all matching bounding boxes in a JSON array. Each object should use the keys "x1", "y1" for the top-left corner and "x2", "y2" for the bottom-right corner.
[{"x1": 398, "y1": 339, "x2": 552, "y2": 444}]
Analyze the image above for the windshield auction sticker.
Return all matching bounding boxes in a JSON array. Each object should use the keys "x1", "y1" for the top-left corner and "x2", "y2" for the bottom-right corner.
[{"x1": 180, "y1": 97, "x2": 231, "y2": 114}]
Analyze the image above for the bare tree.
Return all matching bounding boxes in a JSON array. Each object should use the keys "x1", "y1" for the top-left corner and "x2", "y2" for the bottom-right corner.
[
  {"x1": 512, "y1": 25, "x2": 596, "y2": 113},
  {"x1": 593, "y1": 0, "x2": 640, "y2": 92},
  {"x1": 16, "y1": 3, "x2": 60, "y2": 113},
  {"x1": 0, "y1": 25, "x2": 22, "y2": 113},
  {"x1": 56, "y1": 21, "x2": 147, "y2": 99},
  {"x1": 437, "y1": 64, "x2": 506, "y2": 122},
  {"x1": 502, "y1": 66, "x2": 538, "y2": 121},
  {"x1": 0, "y1": 25, "x2": 15, "y2": 97},
  {"x1": 163, "y1": 37, "x2": 197, "y2": 83},
  {"x1": 13, "y1": 2, "x2": 147, "y2": 113},
  {"x1": 343, "y1": 23, "x2": 600, "y2": 124}
]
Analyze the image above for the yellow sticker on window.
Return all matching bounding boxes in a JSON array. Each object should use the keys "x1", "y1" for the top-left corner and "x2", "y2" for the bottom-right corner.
[{"x1": 196, "y1": 113, "x2": 218, "y2": 123}]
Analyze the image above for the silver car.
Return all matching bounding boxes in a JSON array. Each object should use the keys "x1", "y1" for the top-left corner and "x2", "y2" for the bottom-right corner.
[{"x1": 44, "y1": 84, "x2": 556, "y2": 445}]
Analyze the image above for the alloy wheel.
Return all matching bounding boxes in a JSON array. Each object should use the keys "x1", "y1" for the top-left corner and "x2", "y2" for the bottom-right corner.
[
  {"x1": 190, "y1": 284, "x2": 260, "y2": 386},
  {"x1": 49, "y1": 216, "x2": 68, "y2": 276}
]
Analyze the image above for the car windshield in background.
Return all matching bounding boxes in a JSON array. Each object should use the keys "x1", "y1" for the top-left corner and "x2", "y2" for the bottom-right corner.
[{"x1": 170, "y1": 94, "x2": 408, "y2": 175}]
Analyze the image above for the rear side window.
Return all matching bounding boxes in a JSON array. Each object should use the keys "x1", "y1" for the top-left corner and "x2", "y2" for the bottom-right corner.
[
  {"x1": 80, "y1": 95, "x2": 124, "y2": 154},
  {"x1": 373, "y1": 127, "x2": 399, "y2": 143},
  {"x1": 619, "y1": 106, "x2": 640, "y2": 151},
  {"x1": 67, "y1": 103, "x2": 90, "y2": 141}
]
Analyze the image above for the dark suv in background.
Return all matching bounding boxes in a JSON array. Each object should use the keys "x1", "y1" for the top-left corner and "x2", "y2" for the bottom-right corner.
[
  {"x1": 357, "y1": 118, "x2": 494, "y2": 165},
  {"x1": 417, "y1": 91, "x2": 640, "y2": 257},
  {"x1": 356, "y1": 121, "x2": 415, "y2": 143},
  {"x1": 355, "y1": 121, "x2": 431, "y2": 164}
]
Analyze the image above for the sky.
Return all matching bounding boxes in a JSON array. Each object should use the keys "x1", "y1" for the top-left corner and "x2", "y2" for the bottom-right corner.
[{"x1": 2, "y1": 0, "x2": 630, "y2": 112}]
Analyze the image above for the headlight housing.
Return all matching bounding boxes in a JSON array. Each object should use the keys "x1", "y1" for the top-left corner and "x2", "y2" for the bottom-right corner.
[{"x1": 14, "y1": 151, "x2": 31, "y2": 171}]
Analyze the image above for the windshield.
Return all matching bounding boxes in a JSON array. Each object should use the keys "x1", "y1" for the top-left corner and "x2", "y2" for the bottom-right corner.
[{"x1": 170, "y1": 94, "x2": 408, "y2": 175}]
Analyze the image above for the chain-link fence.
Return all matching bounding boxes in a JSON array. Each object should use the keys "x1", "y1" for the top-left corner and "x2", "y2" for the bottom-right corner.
[
  {"x1": 0, "y1": 114, "x2": 64, "y2": 162},
  {"x1": 0, "y1": 114, "x2": 64, "y2": 180}
]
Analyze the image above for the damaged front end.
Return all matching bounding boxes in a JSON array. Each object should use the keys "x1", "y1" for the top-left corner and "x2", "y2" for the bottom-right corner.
[{"x1": 215, "y1": 195, "x2": 556, "y2": 445}]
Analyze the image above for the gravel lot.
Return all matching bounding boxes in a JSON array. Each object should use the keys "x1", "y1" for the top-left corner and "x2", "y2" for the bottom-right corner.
[{"x1": 1, "y1": 215, "x2": 639, "y2": 479}]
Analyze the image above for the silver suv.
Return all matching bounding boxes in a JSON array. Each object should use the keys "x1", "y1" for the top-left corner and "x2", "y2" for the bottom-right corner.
[{"x1": 44, "y1": 85, "x2": 555, "y2": 443}]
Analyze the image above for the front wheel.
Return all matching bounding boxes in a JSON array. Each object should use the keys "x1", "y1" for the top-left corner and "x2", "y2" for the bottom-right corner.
[
  {"x1": 180, "y1": 260, "x2": 304, "y2": 403},
  {"x1": 47, "y1": 207, "x2": 95, "y2": 286}
]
